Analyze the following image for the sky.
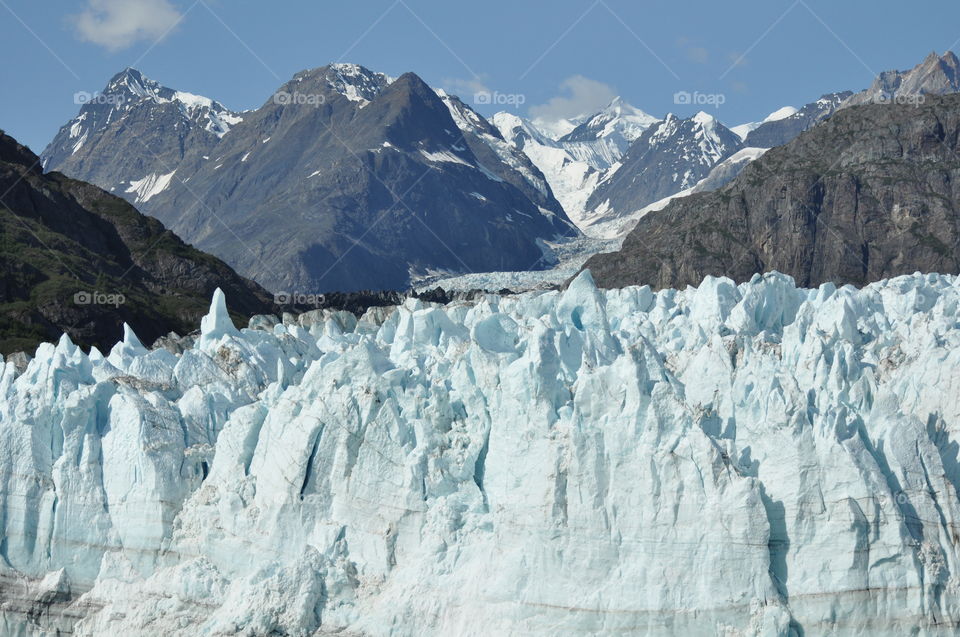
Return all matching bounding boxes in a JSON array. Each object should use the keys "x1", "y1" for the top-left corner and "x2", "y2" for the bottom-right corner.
[{"x1": 1, "y1": 0, "x2": 959, "y2": 153}]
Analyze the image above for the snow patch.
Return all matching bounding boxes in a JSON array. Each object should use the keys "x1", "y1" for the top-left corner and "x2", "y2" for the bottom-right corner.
[
  {"x1": 420, "y1": 149, "x2": 472, "y2": 167},
  {"x1": 124, "y1": 170, "x2": 177, "y2": 203}
]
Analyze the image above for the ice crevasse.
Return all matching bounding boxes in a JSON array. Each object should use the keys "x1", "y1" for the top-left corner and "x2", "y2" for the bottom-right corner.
[{"x1": 1, "y1": 270, "x2": 960, "y2": 635}]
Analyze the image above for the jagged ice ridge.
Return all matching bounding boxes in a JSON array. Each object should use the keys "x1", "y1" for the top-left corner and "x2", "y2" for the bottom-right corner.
[{"x1": 2, "y1": 271, "x2": 960, "y2": 635}]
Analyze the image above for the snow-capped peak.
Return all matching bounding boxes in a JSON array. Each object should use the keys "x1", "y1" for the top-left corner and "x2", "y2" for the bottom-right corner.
[
  {"x1": 328, "y1": 62, "x2": 373, "y2": 77},
  {"x1": 85, "y1": 67, "x2": 242, "y2": 139},
  {"x1": 729, "y1": 105, "x2": 799, "y2": 141},
  {"x1": 104, "y1": 68, "x2": 223, "y2": 113},
  {"x1": 597, "y1": 96, "x2": 659, "y2": 129},
  {"x1": 559, "y1": 97, "x2": 659, "y2": 145},
  {"x1": 691, "y1": 110, "x2": 717, "y2": 126},
  {"x1": 763, "y1": 105, "x2": 799, "y2": 122},
  {"x1": 322, "y1": 63, "x2": 394, "y2": 105},
  {"x1": 105, "y1": 67, "x2": 154, "y2": 98}
]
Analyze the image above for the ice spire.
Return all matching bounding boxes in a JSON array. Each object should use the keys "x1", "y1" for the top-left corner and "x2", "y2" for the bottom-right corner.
[
  {"x1": 200, "y1": 288, "x2": 239, "y2": 346},
  {"x1": 108, "y1": 323, "x2": 148, "y2": 367}
]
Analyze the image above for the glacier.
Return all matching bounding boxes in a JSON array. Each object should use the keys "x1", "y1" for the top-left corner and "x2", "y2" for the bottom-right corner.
[{"x1": 2, "y1": 270, "x2": 960, "y2": 635}]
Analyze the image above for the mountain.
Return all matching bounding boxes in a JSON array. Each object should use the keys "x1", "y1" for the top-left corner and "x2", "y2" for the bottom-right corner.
[
  {"x1": 729, "y1": 105, "x2": 802, "y2": 141},
  {"x1": 492, "y1": 111, "x2": 557, "y2": 148},
  {"x1": 733, "y1": 52, "x2": 960, "y2": 152},
  {"x1": 5, "y1": 270, "x2": 960, "y2": 634},
  {"x1": 435, "y1": 90, "x2": 554, "y2": 206},
  {"x1": 574, "y1": 52, "x2": 960, "y2": 241},
  {"x1": 492, "y1": 112, "x2": 601, "y2": 229},
  {"x1": 42, "y1": 65, "x2": 576, "y2": 293},
  {"x1": 492, "y1": 98, "x2": 659, "y2": 229},
  {"x1": 697, "y1": 52, "x2": 959, "y2": 195},
  {"x1": 0, "y1": 129, "x2": 272, "y2": 355},
  {"x1": 556, "y1": 96, "x2": 659, "y2": 165},
  {"x1": 840, "y1": 50, "x2": 960, "y2": 108},
  {"x1": 585, "y1": 95, "x2": 849, "y2": 240},
  {"x1": 580, "y1": 111, "x2": 743, "y2": 232},
  {"x1": 583, "y1": 94, "x2": 960, "y2": 290},
  {"x1": 42, "y1": 68, "x2": 242, "y2": 203},
  {"x1": 654, "y1": 51, "x2": 960, "y2": 217},
  {"x1": 742, "y1": 92, "x2": 851, "y2": 148}
]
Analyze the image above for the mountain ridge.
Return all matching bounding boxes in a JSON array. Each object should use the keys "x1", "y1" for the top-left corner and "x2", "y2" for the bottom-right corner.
[
  {"x1": 582, "y1": 93, "x2": 960, "y2": 290},
  {"x1": 42, "y1": 64, "x2": 577, "y2": 293}
]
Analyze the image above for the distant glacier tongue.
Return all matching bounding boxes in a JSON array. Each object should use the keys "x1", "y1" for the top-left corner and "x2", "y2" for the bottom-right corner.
[{"x1": 2, "y1": 272, "x2": 960, "y2": 635}]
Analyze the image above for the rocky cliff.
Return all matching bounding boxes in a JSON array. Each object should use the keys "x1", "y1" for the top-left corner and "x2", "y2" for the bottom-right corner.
[{"x1": 583, "y1": 94, "x2": 960, "y2": 290}]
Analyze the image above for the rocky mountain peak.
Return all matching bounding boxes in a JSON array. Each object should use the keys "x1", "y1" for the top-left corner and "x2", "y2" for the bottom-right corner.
[
  {"x1": 98, "y1": 67, "x2": 236, "y2": 124},
  {"x1": 289, "y1": 63, "x2": 394, "y2": 106},
  {"x1": 42, "y1": 67, "x2": 242, "y2": 174},
  {"x1": 581, "y1": 109, "x2": 742, "y2": 231},
  {"x1": 842, "y1": 50, "x2": 960, "y2": 107}
]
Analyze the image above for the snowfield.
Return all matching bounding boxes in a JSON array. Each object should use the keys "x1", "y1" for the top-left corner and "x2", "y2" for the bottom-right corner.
[{"x1": 2, "y1": 271, "x2": 960, "y2": 635}]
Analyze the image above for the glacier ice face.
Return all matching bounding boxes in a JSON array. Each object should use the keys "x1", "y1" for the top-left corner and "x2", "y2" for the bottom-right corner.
[{"x1": 2, "y1": 271, "x2": 960, "y2": 635}]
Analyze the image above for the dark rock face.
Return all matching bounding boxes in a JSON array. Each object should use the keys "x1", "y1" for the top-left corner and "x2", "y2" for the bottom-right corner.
[
  {"x1": 744, "y1": 92, "x2": 852, "y2": 149},
  {"x1": 583, "y1": 95, "x2": 960, "y2": 290},
  {"x1": 0, "y1": 130, "x2": 273, "y2": 355},
  {"x1": 585, "y1": 112, "x2": 743, "y2": 217},
  {"x1": 42, "y1": 65, "x2": 576, "y2": 294}
]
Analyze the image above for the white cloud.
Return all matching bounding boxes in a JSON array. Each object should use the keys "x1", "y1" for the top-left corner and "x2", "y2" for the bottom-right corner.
[
  {"x1": 528, "y1": 75, "x2": 617, "y2": 122},
  {"x1": 442, "y1": 76, "x2": 492, "y2": 100},
  {"x1": 71, "y1": 0, "x2": 183, "y2": 52}
]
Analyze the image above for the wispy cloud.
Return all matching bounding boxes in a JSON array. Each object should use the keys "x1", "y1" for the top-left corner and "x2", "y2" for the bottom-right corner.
[
  {"x1": 529, "y1": 75, "x2": 616, "y2": 121},
  {"x1": 442, "y1": 76, "x2": 491, "y2": 99},
  {"x1": 676, "y1": 37, "x2": 709, "y2": 64},
  {"x1": 70, "y1": 0, "x2": 183, "y2": 52}
]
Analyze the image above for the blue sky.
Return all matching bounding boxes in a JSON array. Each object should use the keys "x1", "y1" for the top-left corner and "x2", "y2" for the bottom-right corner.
[{"x1": 2, "y1": 0, "x2": 959, "y2": 152}]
